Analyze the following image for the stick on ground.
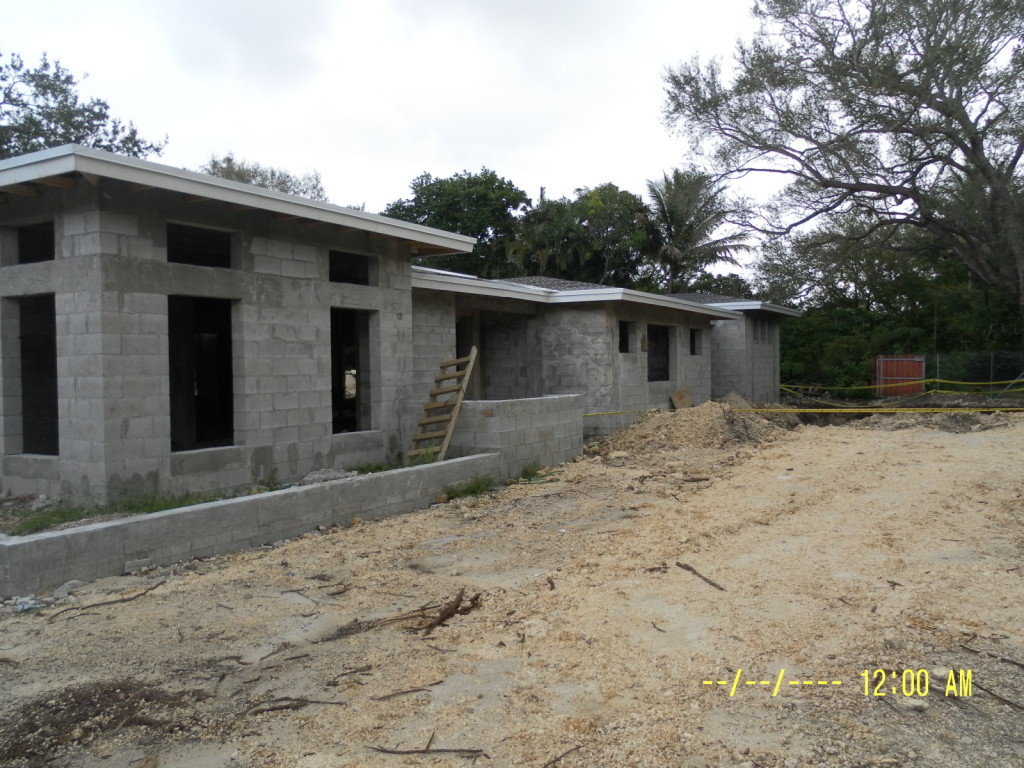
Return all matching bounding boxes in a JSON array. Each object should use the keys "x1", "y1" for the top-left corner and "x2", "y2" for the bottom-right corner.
[
  {"x1": 542, "y1": 745, "x2": 583, "y2": 767},
  {"x1": 676, "y1": 562, "x2": 726, "y2": 591},
  {"x1": 47, "y1": 581, "x2": 166, "y2": 621}
]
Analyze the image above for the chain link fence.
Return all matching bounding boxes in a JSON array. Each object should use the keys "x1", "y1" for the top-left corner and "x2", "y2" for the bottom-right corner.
[{"x1": 927, "y1": 351, "x2": 1024, "y2": 389}]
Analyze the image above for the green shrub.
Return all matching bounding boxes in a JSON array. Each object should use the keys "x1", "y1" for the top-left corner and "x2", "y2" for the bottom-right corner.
[{"x1": 442, "y1": 475, "x2": 496, "y2": 500}]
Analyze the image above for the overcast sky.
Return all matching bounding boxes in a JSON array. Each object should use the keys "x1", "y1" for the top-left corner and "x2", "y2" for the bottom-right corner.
[{"x1": 5, "y1": 0, "x2": 760, "y2": 213}]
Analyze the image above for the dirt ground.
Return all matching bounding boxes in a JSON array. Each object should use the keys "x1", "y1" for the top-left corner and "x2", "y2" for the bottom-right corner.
[{"x1": 1, "y1": 402, "x2": 1022, "y2": 768}]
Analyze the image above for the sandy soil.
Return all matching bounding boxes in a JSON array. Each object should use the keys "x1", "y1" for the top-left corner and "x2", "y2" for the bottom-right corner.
[{"x1": 1, "y1": 402, "x2": 1022, "y2": 768}]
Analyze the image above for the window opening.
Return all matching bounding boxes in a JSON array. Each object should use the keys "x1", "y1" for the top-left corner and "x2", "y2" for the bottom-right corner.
[
  {"x1": 20, "y1": 294, "x2": 58, "y2": 454},
  {"x1": 647, "y1": 324, "x2": 671, "y2": 382},
  {"x1": 455, "y1": 315, "x2": 474, "y2": 360},
  {"x1": 618, "y1": 320, "x2": 632, "y2": 353},
  {"x1": 329, "y1": 250, "x2": 376, "y2": 286},
  {"x1": 167, "y1": 223, "x2": 232, "y2": 268},
  {"x1": 17, "y1": 222, "x2": 55, "y2": 264},
  {"x1": 169, "y1": 296, "x2": 234, "y2": 451},
  {"x1": 689, "y1": 328, "x2": 703, "y2": 356},
  {"x1": 332, "y1": 308, "x2": 371, "y2": 432}
]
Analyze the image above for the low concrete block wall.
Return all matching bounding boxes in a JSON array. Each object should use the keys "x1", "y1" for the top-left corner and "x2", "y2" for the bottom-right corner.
[
  {"x1": 0, "y1": 453, "x2": 500, "y2": 597},
  {"x1": 450, "y1": 395, "x2": 583, "y2": 479}
]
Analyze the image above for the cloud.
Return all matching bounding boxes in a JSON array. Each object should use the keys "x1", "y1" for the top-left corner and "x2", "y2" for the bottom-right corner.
[{"x1": 153, "y1": 0, "x2": 335, "y2": 87}]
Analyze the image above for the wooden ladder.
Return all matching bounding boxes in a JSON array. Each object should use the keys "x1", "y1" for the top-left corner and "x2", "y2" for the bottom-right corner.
[{"x1": 408, "y1": 346, "x2": 477, "y2": 462}]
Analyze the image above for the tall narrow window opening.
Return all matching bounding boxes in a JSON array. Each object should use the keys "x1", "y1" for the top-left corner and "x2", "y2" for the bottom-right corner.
[
  {"x1": 20, "y1": 294, "x2": 58, "y2": 454},
  {"x1": 332, "y1": 308, "x2": 371, "y2": 432},
  {"x1": 689, "y1": 328, "x2": 703, "y2": 356},
  {"x1": 646, "y1": 324, "x2": 671, "y2": 382},
  {"x1": 618, "y1": 320, "x2": 633, "y2": 353},
  {"x1": 169, "y1": 296, "x2": 234, "y2": 451},
  {"x1": 455, "y1": 315, "x2": 474, "y2": 359}
]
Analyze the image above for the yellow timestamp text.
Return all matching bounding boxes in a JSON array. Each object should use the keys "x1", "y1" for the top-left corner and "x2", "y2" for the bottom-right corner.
[
  {"x1": 701, "y1": 668, "x2": 972, "y2": 697},
  {"x1": 861, "y1": 668, "x2": 972, "y2": 698}
]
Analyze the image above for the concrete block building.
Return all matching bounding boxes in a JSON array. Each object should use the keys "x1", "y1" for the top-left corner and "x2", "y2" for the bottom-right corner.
[
  {"x1": 0, "y1": 146, "x2": 795, "y2": 506},
  {"x1": 411, "y1": 271, "x2": 747, "y2": 438},
  {"x1": 671, "y1": 293, "x2": 801, "y2": 403},
  {"x1": 0, "y1": 145, "x2": 474, "y2": 504}
]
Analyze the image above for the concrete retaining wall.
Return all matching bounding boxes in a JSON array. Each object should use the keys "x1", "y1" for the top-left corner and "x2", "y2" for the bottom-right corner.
[
  {"x1": 450, "y1": 395, "x2": 583, "y2": 479},
  {"x1": 0, "y1": 452, "x2": 500, "y2": 597}
]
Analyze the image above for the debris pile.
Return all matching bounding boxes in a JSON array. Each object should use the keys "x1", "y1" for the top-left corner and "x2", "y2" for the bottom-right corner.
[
  {"x1": 0, "y1": 680, "x2": 205, "y2": 761},
  {"x1": 585, "y1": 400, "x2": 782, "y2": 460}
]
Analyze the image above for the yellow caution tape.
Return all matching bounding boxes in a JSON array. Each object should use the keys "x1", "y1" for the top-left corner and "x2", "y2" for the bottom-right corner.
[{"x1": 736, "y1": 408, "x2": 1024, "y2": 413}]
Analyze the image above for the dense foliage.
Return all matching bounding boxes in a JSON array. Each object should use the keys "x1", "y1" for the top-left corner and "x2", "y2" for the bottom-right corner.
[
  {"x1": 382, "y1": 169, "x2": 531, "y2": 276},
  {"x1": 0, "y1": 52, "x2": 164, "y2": 160},
  {"x1": 759, "y1": 221, "x2": 1022, "y2": 387},
  {"x1": 382, "y1": 168, "x2": 744, "y2": 292}
]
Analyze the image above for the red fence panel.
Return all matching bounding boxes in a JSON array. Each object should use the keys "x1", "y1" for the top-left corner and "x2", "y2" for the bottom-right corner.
[{"x1": 872, "y1": 355, "x2": 926, "y2": 396}]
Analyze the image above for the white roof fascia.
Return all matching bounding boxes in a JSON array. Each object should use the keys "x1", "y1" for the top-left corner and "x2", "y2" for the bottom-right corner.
[
  {"x1": 0, "y1": 145, "x2": 476, "y2": 254},
  {"x1": 547, "y1": 288, "x2": 742, "y2": 319},
  {"x1": 411, "y1": 268, "x2": 554, "y2": 301},
  {"x1": 411, "y1": 269, "x2": 741, "y2": 319},
  {"x1": 705, "y1": 300, "x2": 802, "y2": 317}
]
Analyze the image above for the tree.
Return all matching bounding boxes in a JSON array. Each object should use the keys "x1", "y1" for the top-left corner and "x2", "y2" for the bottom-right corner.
[
  {"x1": 645, "y1": 168, "x2": 750, "y2": 293},
  {"x1": 382, "y1": 168, "x2": 530, "y2": 276},
  {"x1": 686, "y1": 271, "x2": 757, "y2": 298},
  {"x1": 0, "y1": 52, "x2": 165, "y2": 160},
  {"x1": 757, "y1": 217, "x2": 1021, "y2": 388},
  {"x1": 663, "y1": 0, "x2": 1024, "y2": 327},
  {"x1": 512, "y1": 185, "x2": 659, "y2": 289},
  {"x1": 199, "y1": 153, "x2": 329, "y2": 202}
]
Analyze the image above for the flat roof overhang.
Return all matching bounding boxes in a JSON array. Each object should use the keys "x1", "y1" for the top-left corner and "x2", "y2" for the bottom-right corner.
[
  {"x1": 412, "y1": 267, "x2": 742, "y2": 320},
  {"x1": 0, "y1": 145, "x2": 477, "y2": 257},
  {"x1": 704, "y1": 301, "x2": 802, "y2": 317}
]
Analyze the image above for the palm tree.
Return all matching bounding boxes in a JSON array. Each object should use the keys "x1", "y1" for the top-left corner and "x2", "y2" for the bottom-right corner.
[{"x1": 646, "y1": 169, "x2": 751, "y2": 293}]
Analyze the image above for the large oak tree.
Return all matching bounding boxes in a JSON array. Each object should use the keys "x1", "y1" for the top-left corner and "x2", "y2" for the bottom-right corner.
[{"x1": 663, "y1": 0, "x2": 1024, "y2": 326}]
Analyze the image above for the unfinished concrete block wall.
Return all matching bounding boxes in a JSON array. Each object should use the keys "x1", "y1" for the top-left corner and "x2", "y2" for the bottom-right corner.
[
  {"x1": 407, "y1": 289, "x2": 457, "y2": 452},
  {"x1": 0, "y1": 452, "x2": 502, "y2": 596},
  {"x1": 536, "y1": 307, "x2": 610, "y2": 409},
  {"x1": 682, "y1": 319, "x2": 713, "y2": 402},
  {"x1": 449, "y1": 394, "x2": 582, "y2": 479},
  {"x1": 0, "y1": 178, "x2": 415, "y2": 504},
  {"x1": 749, "y1": 315, "x2": 781, "y2": 402},
  {"x1": 708, "y1": 316, "x2": 750, "y2": 400}
]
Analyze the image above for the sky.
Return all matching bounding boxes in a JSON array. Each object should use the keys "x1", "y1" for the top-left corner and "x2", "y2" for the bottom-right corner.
[{"x1": 4, "y1": 0, "x2": 761, "y2": 214}]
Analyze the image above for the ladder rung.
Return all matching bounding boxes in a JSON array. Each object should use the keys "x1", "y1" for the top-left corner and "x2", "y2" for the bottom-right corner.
[
  {"x1": 440, "y1": 355, "x2": 472, "y2": 368},
  {"x1": 414, "y1": 430, "x2": 448, "y2": 442},
  {"x1": 429, "y1": 385, "x2": 462, "y2": 397},
  {"x1": 419, "y1": 414, "x2": 453, "y2": 427},
  {"x1": 435, "y1": 370, "x2": 467, "y2": 383}
]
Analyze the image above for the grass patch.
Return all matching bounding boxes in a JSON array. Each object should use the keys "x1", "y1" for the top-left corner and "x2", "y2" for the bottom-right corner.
[
  {"x1": 353, "y1": 447, "x2": 439, "y2": 474},
  {"x1": 442, "y1": 475, "x2": 496, "y2": 500},
  {"x1": 3, "y1": 492, "x2": 220, "y2": 536},
  {"x1": 519, "y1": 460, "x2": 542, "y2": 480}
]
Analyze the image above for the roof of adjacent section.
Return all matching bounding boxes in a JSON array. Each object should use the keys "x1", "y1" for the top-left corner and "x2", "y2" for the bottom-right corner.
[
  {"x1": 411, "y1": 266, "x2": 743, "y2": 320},
  {"x1": 500, "y1": 275, "x2": 607, "y2": 291},
  {"x1": 0, "y1": 145, "x2": 476, "y2": 256},
  {"x1": 671, "y1": 293, "x2": 802, "y2": 317}
]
